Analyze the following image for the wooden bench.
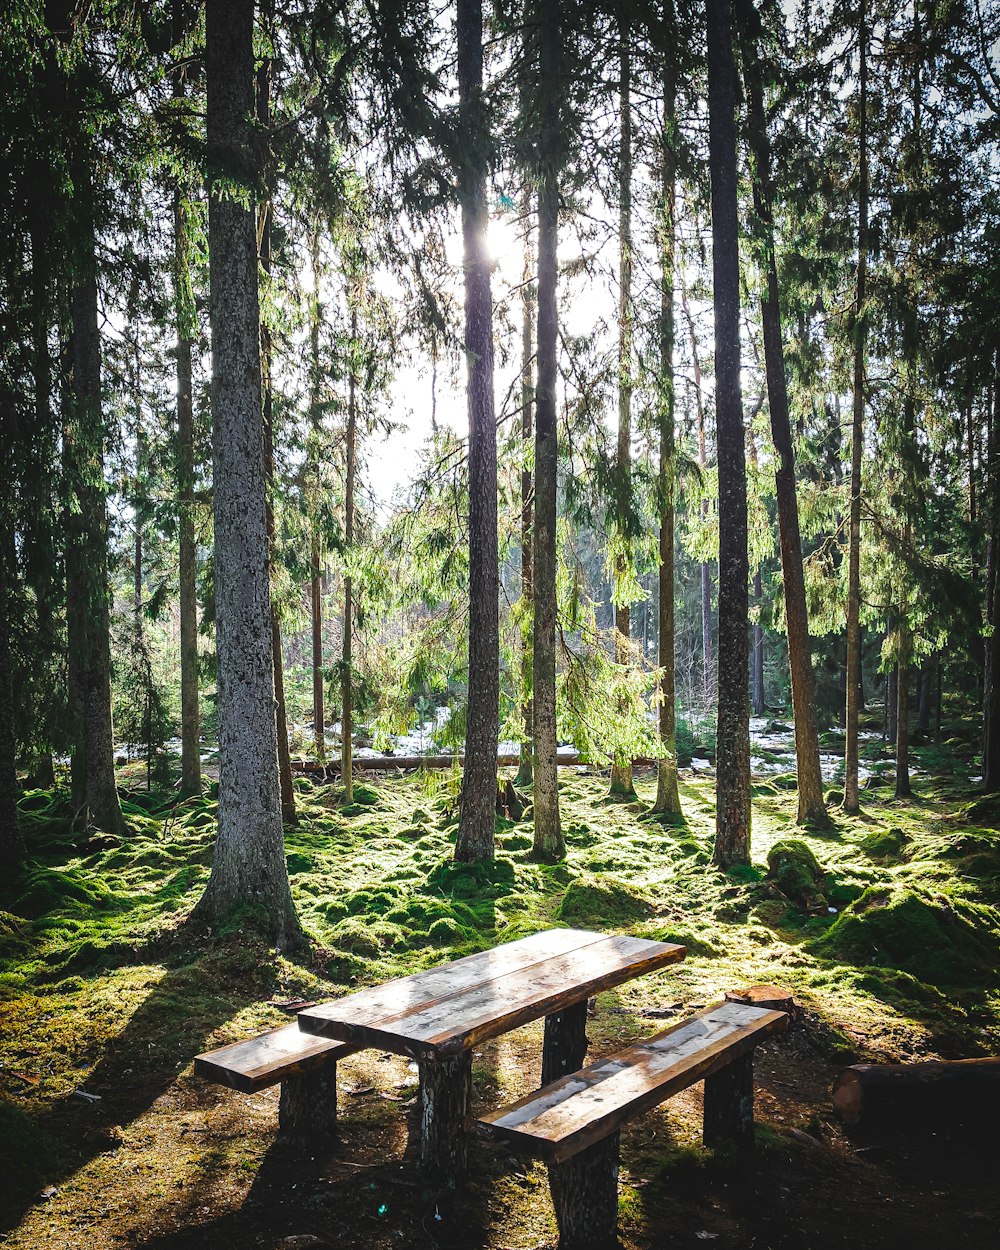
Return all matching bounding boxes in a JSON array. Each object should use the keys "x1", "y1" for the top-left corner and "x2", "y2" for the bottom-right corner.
[
  {"x1": 473, "y1": 1000, "x2": 788, "y2": 1249},
  {"x1": 194, "y1": 1023, "x2": 357, "y2": 1141}
]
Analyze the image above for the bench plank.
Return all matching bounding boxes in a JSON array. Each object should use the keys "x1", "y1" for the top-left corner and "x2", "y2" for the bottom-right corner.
[
  {"x1": 474, "y1": 1001, "x2": 787, "y2": 1161},
  {"x1": 299, "y1": 934, "x2": 685, "y2": 1059},
  {"x1": 194, "y1": 1023, "x2": 356, "y2": 1094}
]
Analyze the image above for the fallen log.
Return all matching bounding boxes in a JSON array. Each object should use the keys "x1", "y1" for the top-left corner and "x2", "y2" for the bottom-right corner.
[
  {"x1": 832, "y1": 1058, "x2": 1000, "y2": 1129},
  {"x1": 292, "y1": 752, "x2": 661, "y2": 775}
]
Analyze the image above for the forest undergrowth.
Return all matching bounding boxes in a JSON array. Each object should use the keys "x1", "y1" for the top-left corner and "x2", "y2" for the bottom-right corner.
[{"x1": 2, "y1": 721, "x2": 1000, "y2": 1249}]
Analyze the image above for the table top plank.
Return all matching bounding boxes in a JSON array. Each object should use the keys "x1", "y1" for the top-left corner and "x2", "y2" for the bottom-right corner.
[
  {"x1": 298, "y1": 932, "x2": 685, "y2": 1059},
  {"x1": 473, "y1": 1001, "x2": 788, "y2": 1160},
  {"x1": 300, "y1": 927, "x2": 604, "y2": 1033}
]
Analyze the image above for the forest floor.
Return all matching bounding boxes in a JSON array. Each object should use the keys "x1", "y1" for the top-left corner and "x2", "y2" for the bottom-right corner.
[{"x1": 2, "y1": 722, "x2": 1000, "y2": 1249}]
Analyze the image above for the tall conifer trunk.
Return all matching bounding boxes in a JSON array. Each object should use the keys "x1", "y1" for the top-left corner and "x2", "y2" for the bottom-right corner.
[
  {"x1": 0, "y1": 538, "x2": 23, "y2": 867},
  {"x1": 456, "y1": 0, "x2": 499, "y2": 862},
  {"x1": 741, "y1": 16, "x2": 828, "y2": 826},
  {"x1": 194, "y1": 0, "x2": 300, "y2": 947},
  {"x1": 610, "y1": 17, "x2": 635, "y2": 798},
  {"x1": 309, "y1": 232, "x2": 325, "y2": 761},
  {"x1": 516, "y1": 192, "x2": 535, "y2": 788},
  {"x1": 175, "y1": 188, "x2": 201, "y2": 797},
  {"x1": 681, "y1": 282, "x2": 714, "y2": 707},
  {"x1": 895, "y1": 619, "x2": 911, "y2": 797},
  {"x1": 257, "y1": 0, "x2": 296, "y2": 826},
  {"x1": 707, "y1": 0, "x2": 750, "y2": 866},
  {"x1": 341, "y1": 306, "x2": 358, "y2": 806},
  {"x1": 531, "y1": 0, "x2": 564, "y2": 860},
  {"x1": 172, "y1": 0, "x2": 200, "y2": 799},
  {"x1": 844, "y1": 0, "x2": 868, "y2": 814},
  {"x1": 653, "y1": 10, "x2": 682, "y2": 819},
  {"x1": 69, "y1": 172, "x2": 124, "y2": 836}
]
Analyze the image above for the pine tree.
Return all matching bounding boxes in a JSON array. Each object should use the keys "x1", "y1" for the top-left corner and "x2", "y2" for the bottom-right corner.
[
  {"x1": 531, "y1": 0, "x2": 565, "y2": 861},
  {"x1": 455, "y1": 0, "x2": 500, "y2": 863},
  {"x1": 194, "y1": 0, "x2": 301, "y2": 947},
  {"x1": 707, "y1": 0, "x2": 750, "y2": 866}
]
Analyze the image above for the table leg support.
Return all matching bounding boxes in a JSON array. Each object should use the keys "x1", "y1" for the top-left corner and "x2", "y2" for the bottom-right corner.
[
  {"x1": 419, "y1": 1051, "x2": 473, "y2": 1185},
  {"x1": 703, "y1": 1052, "x2": 754, "y2": 1150},
  {"x1": 542, "y1": 999, "x2": 589, "y2": 1085},
  {"x1": 548, "y1": 1132, "x2": 620, "y2": 1250}
]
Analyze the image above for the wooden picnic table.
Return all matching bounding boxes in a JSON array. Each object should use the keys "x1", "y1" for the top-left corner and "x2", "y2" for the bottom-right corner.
[{"x1": 296, "y1": 927, "x2": 685, "y2": 1182}]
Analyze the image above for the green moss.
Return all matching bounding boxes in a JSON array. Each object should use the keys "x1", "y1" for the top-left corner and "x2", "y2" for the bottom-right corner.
[
  {"x1": 765, "y1": 840, "x2": 825, "y2": 908},
  {"x1": 557, "y1": 874, "x2": 653, "y2": 926},
  {"x1": 861, "y1": 827, "x2": 908, "y2": 860},
  {"x1": 811, "y1": 886, "x2": 1000, "y2": 985}
]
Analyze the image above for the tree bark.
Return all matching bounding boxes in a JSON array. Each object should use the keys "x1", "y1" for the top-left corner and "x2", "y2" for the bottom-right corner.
[
  {"x1": 531, "y1": 0, "x2": 564, "y2": 861},
  {"x1": 194, "y1": 0, "x2": 300, "y2": 949},
  {"x1": 257, "y1": 1, "x2": 296, "y2": 827},
  {"x1": 703, "y1": 1052, "x2": 755, "y2": 1150},
  {"x1": 741, "y1": 19, "x2": 828, "y2": 826},
  {"x1": 175, "y1": 187, "x2": 201, "y2": 798},
  {"x1": 708, "y1": 0, "x2": 750, "y2": 867},
  {"x1": 609, "y1": 17, "x2": 635, "y2": 799},
  {"x1": 342, "y1": 304, "x2": 358, "y2": 806},
  {"x1": 895, "y1": 622, "x2": 911, "y2": 797},
  {"x1": 681, "y1": 283, "x2": 714, "y2": 709},
  {"x1": 752, "y1": 569, "x2": 765, "y2": 717},
  {"x1": 309, "y1": 228, "x2": 325, "y2": 761},
  {"x1": 0, "y1": 539, "x2": 23, "y2": 868},
  {"x1": 516, "y1": 191, "x2": 535, "y2": 788},
  {"x1": 653, "y1": 12, "x2": 682, "y2": 819},
  {"x1": 70, "y1": 181, "x2": 124, "y2": 836},
  {"x1": 455, "y1": 0, "x2": 499, "y2": 863},
  {"x1": 844, "y1": 0, "x2": 869, "y2": 815}
]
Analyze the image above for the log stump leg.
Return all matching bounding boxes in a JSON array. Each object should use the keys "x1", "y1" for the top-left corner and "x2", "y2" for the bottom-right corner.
[
  {"x1": 419, "y1": 1051, "x2": 473, "y2": 1185},
  {"x1": 548, "y1": 1132, "x2": 621, "y2": 1250},
  {"x1": 703, "y1": 1053, "x2": 754, "y2": 1150},
  {"x1": 542, "y1": 999, "x2": 589, "y2": 1085},
  {"x1": 278, "y1": 1062, "x2": 339, "y2": 1142}
]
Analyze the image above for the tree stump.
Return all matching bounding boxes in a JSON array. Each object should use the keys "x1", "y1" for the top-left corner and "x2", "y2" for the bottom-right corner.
[
  {"x1": 542, "y1": 999, "x2": 589, "y2": 1085},
  {"x1": 725, "y1": 984, "x2": 798, "y2": 1017},
  {"x1": 703, "y1": 1052, "x2": 754, "y2": 1150},
  {"x1": 278, "y1": 1063, "x2": 339, "y2": 1142},
  {"x1": 548, "y1": 1132, "x2": 620, "y2": 1250},
  {"x1": 419, "y1": 1051, "x2": 473, "y2": 1185}
]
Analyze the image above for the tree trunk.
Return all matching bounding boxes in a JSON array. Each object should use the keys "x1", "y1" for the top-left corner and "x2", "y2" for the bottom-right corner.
[
  {"x1": 752, "y1": 570, "x2": 765, "y2": 717},
  {"x1": 0, "y1": 540, "x2": 23, "y2": 868},
  {"x1": 175, "y1": 187, "x2": 201, "y2": 798},
  {"x1": 653, "y1": 13, "x2": 682, "y2": 820},
  {"x1": 707, "y1": 0, "x2": 750, "y2": 867},
  {"x1": 741, "y1": 20, "x2": 828, "y2": 826},
  {"x1": 257, "y1": 4, "x2": 296, "y2": 828},
  {"x1": 609, "y1": 18, "x2": 635, "y2": 799},
  {"x1": 531, "y1": 0, "x2": 564, "y2": 862},
  {"x1": 70, "y1": 190, "x2": 124, "y2": 837},
  {"x1": 886, "y1": 660, "x2": 898, "y2": 745},
  {"x1": 895, "y1": 623, "x2": 911, "y2": 797},
  {"x1": 844, "y1": 0, "x2": 868, "y2": 815},
  {"x1": 516, "y1": 190, "x2": 535, "y2": 788},
  {"x1": 681, "y1": 283, "x2": 713, "y2": 709},
  {"x1": 455, "y1": 0, "x2": 499, "y2": 863},
  {"x1": 309, "y1": 229, "x2": 325, "y2": 761},
  {"x1": 194, "y1": 0, "x2": 300, "y2": 949},
  {"x1": 917, "y1": 662, "x2": 933, "y2": 735},
  {"x1": 342, "y1": 305, "x2": 358, "y2": 806}
]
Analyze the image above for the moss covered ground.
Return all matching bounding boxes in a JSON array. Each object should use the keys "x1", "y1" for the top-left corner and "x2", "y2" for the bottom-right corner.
[{"x1": 2, "y1": 736, "x2": 1000, "y2": 1248}]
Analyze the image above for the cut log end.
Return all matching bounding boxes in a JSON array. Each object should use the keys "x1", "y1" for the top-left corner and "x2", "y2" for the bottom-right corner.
[
  {"x1": 831, "y1": 1069, "x2": 863, "y2": 1126},
  {"x1": 725, "y1": 985, "x2": 797, "y2": 1015}
]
